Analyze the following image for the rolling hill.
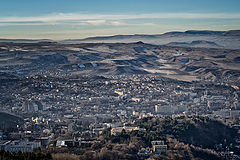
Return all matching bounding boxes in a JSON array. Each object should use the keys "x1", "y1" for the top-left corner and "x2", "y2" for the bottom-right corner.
[{"x1": 0, "y1": 40, "x2": 240, "y2": 84}]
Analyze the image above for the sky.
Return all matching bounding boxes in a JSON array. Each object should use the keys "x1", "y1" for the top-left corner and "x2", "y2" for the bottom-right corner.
[{"x1": 0, "y1": 0, "x2": 240, "y2": 40}]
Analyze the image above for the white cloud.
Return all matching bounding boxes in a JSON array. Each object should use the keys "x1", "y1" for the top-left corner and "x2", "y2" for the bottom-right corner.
[
  {"x1": 110, "y1": 21, "x2": 126, "y2": 26},
  {"x1": 84, "y1": 20, "x2": 106, "y2": 25}
]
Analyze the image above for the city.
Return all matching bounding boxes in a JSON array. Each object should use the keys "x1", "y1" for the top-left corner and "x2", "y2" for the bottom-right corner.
[{"x1": 1, "y1": 0, "x2": 240, "y2": 159}]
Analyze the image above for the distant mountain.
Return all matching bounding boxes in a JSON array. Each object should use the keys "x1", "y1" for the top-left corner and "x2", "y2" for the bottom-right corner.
[
  {"x1": 0, "y1": 39, "x2": 53, "y2": 43},
  {"x1": 63, "y1": 30, "x2": 240, "y2": 42},
  {"x1": 60, "y1": 30, "x2": 240, "y2": 49},
  {"x1": 74, "y1": 30, "x2": 240, "y2": 41},
  {"x1": 166, "y1": 40, "x2": 223, "y2": 48},
  {"x1": 163, "y1": 30, "x2": 240, "y2": 36},
  {"x1": 1, "y1": 30, "x2": 240, "y2": 49},
  {"x1": 223, "y1": 30, "x2": 240, "y2": 36},
  {"x1": 63, "y1": 34, "x2": 160, "y2": 42}
]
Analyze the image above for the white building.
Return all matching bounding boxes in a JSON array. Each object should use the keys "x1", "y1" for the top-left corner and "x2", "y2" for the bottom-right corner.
[{"x1": 151, "y1": 141, "x2": 167, "y2": 154}]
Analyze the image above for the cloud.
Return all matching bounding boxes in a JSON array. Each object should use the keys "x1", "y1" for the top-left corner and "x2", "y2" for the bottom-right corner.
[
  {"x1": 0, "y1": 12, "x2": 239, "y2": 26},
  {"x1": 110, "y1": 21, "x2": 126, "y2": 26},
  {"x1": 84, "y1": 20, "x2": 106, "y2": 25}
]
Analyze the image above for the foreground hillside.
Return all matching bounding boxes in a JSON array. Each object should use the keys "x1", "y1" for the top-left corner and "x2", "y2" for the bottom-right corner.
[
  {"x1": 1, "y1": 117, "x2": 234, "y2": 160},
  {"x1": 43, "y1": 116, "x2": 236, "y2": 160}
]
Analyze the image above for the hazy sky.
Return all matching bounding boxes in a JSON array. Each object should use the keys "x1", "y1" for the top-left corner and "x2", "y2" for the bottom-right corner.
[{"x1": 0, "y1": 0, "x2": 240, "y2": 40}]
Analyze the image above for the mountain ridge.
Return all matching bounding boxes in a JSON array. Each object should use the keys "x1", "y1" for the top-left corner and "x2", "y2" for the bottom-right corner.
[{"x1": 63, "y1": 30, "x2": 240, "y2": 41}]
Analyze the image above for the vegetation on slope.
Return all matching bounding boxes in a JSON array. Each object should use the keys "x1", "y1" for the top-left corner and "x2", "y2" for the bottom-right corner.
[{"x1": 0, "y1": 112, "x2": 24, "y2": 131}]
